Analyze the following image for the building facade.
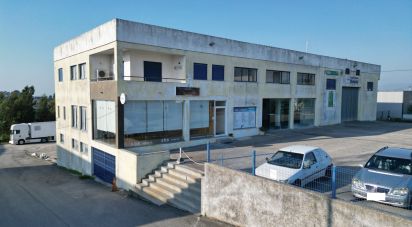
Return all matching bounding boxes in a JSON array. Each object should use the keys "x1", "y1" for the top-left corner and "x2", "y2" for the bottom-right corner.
[
  {"x1": 377, "y1": 91, "x2": 412, "y2": 120},
  {"x1": 54, "y1": 19, "x2": 380, "y2": 190}
]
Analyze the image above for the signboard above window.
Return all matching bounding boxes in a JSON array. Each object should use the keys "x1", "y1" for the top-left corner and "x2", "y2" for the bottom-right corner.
[
  {"x1": 176, "y1": 87, "x2": 200, "y2": 96},
  {"x1": 324, "y1": 70, "x2": 339, "y2": 76}
]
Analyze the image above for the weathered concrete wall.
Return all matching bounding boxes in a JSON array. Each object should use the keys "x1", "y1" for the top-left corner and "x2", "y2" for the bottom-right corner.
[{"x1": 202, "y1": 163, "x2": 412, "y2": 227}]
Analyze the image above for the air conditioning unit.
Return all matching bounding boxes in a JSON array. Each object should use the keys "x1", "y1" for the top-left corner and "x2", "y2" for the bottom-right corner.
[{"x1": 96, "y1": 69, "x2": 106, "y2": 78}]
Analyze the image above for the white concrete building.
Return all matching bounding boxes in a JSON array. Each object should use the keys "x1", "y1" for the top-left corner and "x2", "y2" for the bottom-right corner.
[
  {"x1": 54, "y1": 19, "x2": 380, "y2": 190},
  {"x1": 377, "y1": 91, "x2": 412, "y2": 120}
]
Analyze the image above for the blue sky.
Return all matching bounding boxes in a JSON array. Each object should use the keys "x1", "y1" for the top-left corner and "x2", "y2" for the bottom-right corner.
[{"x1": 0, "y1": 0, "x2": 411, "y2": 95}]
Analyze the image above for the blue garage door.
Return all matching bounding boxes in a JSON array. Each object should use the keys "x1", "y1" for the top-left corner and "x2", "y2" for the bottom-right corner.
[{"x1": 92, "y1": 147, "x2": 115, "y2": 184}]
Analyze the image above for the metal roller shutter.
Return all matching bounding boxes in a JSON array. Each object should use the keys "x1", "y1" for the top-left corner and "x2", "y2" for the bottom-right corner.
[
  {"x1": 92, "y1": 147, "x2": 115, "y2": 184},
  {"x1": 341, "y1": 87, "x2": 359, "y2": 121}
]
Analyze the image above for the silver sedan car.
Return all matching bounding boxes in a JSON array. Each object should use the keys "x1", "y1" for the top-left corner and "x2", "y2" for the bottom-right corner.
[{"x1": 351, "y1": 147, "x2": 412, "y2": 208}]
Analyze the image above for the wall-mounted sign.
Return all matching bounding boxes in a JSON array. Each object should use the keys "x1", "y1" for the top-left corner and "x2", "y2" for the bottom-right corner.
[
  {"x1": 342, "y1": 75, "x2": 360, "y2": 87},
  {"x1": 325, "y1": 70, "x2": 339, "y2": 76},
  {"x1": 233, "y1": 107, "x2": 256, "y2": 129},
  {"x1": 176, "y1": 87, "x2": 200, "y2": 96}
]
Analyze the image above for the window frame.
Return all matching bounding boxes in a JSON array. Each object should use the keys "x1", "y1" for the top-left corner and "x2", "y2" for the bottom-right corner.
[
  {"x1": 71, "y1": 105, "x2": 78, "y2": 128},
  {"x1": 79, "y1": 63, "x2": 86, "y2": 80},
  {"x1": 71, "y1": 138, "x2": 78, "y2": 150},
  {"x1": 58, "y1": 68, "x2": 63, "y2": 82},
  {"x1": 70, "y1": 65, "x2": 77, "y2": 80},
  {"x1": 367, "y1": 82, "x2": 374, "y2": 91},
  {"x1": 212, "y1": 64, "x2": 225, "y2": 81},
  {"x1": 80, "y1": 106, "x2": 87, "y2": 131},
  {"x1": 193, "y1": 63, "x2": 208, "y2": 80},
  {"x1": 326, "y1": 79, "x2": 336, "y2": 90},
  {"x1": 60, "y1": 133, "x2": 64, "y2": 144},
  {"x1": 234, "y1": 67, "x2": 258, "y2": 82},
  {"x1": 297, "y1": 73, "x2": 315, "y2": 85},
  {"x1": 266, "y1": 70, "x2": 290, "y2": 84}
]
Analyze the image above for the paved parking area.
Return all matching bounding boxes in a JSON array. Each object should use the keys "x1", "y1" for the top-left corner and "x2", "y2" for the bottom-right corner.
[
  {"x1": 0, "y1": 143, "x2": 228, "y2": 227},
  {"x1": 172, "y1": 121, "x2": 412, "y2": 219}
]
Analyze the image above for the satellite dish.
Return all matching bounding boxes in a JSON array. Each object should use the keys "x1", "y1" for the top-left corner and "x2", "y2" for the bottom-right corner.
[{"x1": 120, "y1": 93, "x2": 126, "y2": 105}]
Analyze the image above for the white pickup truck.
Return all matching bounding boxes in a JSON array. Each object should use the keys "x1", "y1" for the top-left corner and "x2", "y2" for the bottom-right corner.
[{"x1": 9, "y1": 121, "x2": 56, "y2": 145}]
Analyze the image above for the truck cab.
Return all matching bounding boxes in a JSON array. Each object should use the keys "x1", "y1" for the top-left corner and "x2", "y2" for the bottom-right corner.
[{"x1": 9, "y1": 123, "x2": 30, "y2": 145}]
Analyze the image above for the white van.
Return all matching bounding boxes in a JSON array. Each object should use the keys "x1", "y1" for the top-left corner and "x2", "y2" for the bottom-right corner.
[{"x1": 9, "y1": 121, "x2": 56, "y2": 145}]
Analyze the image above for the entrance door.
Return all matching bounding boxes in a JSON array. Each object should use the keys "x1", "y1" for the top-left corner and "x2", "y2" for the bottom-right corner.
[
  {"x1": 92, "y1": 147, "x2": 116, "y2": 184},
  {"x1": 215, "y1": 101, "x2": 226, "y2": 136},
  {"x1": 144, "y1": 61, "x2": 162, "y2": 82},
  {"x1": 341, "y1": 87, "x2": 359, "y2": 121},
  {"x1": 262, "y1": 99, "x2": 289, "y2": 130}
]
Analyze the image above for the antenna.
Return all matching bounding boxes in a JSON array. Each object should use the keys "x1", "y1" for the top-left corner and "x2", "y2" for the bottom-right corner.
[{"x1": 305, "y1": 40, "x2": 309, "y2": 53}]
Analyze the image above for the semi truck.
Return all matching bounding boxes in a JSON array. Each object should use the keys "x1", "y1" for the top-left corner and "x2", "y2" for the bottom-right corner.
[{"x1": 9, "y1": 121, "x2": 56, "y2": 145}]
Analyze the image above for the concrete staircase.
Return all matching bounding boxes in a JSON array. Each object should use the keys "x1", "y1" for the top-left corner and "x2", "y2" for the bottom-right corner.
[{"x1": 132, "y1": 162, "x2": 203, "y2": 213}]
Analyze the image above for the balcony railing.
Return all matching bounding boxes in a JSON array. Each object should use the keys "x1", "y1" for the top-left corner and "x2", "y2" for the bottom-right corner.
[{"x1": 123, "y1": 75, "x2": 186, "y2": 83}]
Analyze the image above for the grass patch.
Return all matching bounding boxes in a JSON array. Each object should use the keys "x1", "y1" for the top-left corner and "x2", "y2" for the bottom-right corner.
[{"x1": 79, "y1": 175, "x2": 95, "y2": 180}]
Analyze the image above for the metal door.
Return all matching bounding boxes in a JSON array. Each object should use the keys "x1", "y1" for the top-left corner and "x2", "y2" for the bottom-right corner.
[
  {"x1": 92, "y1": 147, "x2": 116, "y2": 184},
  {"x1": 341, "y1": 87, "x2": 359, "y2": 121}
]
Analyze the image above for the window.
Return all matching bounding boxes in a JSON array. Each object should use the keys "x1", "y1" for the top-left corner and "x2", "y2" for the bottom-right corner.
[
  {"x1": 194, "y1": 63, "x2": 207, "y2": 80},
  {"x1": 212, "y1": 65, "x2": 224, "y2": 81},
  {"x1": 60, "y1": 134, "x2": 64, "y2": 144},
  {"x1": 234, "y1": 67, "x2": 257, "y2": 82},
  {"x1": 34, "y1": 126, "x2": 41, "y2": 131},
  {"x1": 63, "y1": 106, "x2": 66, "y2": 120},
  {"x1": 297, "y1": 73, "x2": 315, "y2": 85},
  {"x1": 93, "y1": 100, "x2": 116, "y2": 144},
  {"x1": 367, "y1": 82, "x2": 374, "y2": 91},
  {"x1": 71, "y1": 105, "x2": 78, "y2": 128},
  {"x1": 80, "y1": 142, "x2": 88, "y2": 153},
  {"x1": 294, "y1": 98, "x2": 315, "y2": 127},
  {"x1": 71, "y1": 138, "x2": 79, "y2": 150},
  {"x1": 58, "y1": 68, "x2": 63, "y2": 82},
  {"x1": 266, "y1": 70, "x2": 290, "y2": 84},
  {"x1": 326, "y1": 79, "x2": 336, "y2": 90},
  {"x1": 80, "y1": 106, "x2": 87, "y2": 131},
  {"x1": 304, "y1": 152, "x2": 317, "y2": 167},
  {"x1": 57, "y1": 106, "x2": 60, "y2": 118},
  {"x1": 15, "y1": 130, "x2": 20, "y2": 134},
  {"x1": 79, "y1": 63, "x2": 86, "y2": 80},
  {"x1": 70, "y1": 65, "x2": 77, "y2": 80}
]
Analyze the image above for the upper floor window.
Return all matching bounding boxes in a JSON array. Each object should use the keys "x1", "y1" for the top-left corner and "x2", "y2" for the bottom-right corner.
[
  {"x1": 367, "y1": 82, "x2": 374, "y2": 91},
  {"x1": 194, "y1": 63, "x2": 207, "y2": 80},
  {"x1": 58, "y1": 68, "x2": 63, "y2": 82},
  {"x1": 63, "y1": 106, "x2": 66, "y2": 120},
  {"x1": 80, "y1": 106, "x2": 87, "y2": 131},
  {"x1": 212, "y1": 65, "x2": 224, "y2": 81},
  {"x1": 266, "y1": 70, "x2": 290, "y2": 84},
  {"x1": 326, "y1": 79, "x2": 336, "y2": 90},
  {"x1": 234, "y1": 67, "x2": 257, "y2": 82},
  {"x1": 57, "y1": 106, "x2": 60, "y2": 118},
  {"x1": 60, "y1": 134, "x2": 64, "y2": 144},
  {"x1": 79, "y1": 63, "x2": 86, "y2": 80},
  {"x1": 70, "y1": 65, "x2": 77, "y2": 80},
  {"x1": 297, "y1": 73, "x2": 315, "y2": 85},
  {"x1": 71, "y1": 138, "x2": 79, "y2": 150},
  {"x1": 71, "y1": 105, "x2": 78, "y2": 128}
]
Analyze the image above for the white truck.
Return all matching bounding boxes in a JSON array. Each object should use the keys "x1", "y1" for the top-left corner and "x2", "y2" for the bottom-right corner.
[{"x1": 9, "y1": 121, "x2": 56, "y2": 145}]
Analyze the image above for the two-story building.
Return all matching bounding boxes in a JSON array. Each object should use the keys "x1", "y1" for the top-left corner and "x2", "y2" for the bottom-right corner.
[{"x1": 54, "y1": 18, "x2": 380, "y2": 190}]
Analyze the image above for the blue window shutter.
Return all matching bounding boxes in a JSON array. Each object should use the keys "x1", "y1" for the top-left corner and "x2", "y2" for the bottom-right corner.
[
  {"x1": 194, "y1": 63, "x2": 207, "y2": 80},
  {"x1": 212, "y1": 65, "x2": 224, "y2": 81}
]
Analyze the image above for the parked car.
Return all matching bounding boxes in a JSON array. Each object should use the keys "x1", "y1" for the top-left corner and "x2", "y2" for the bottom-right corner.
[
  {"x1": 255, "y1": 145, "x2": 333, "y2": 187},
  {"x1": 351, "y1": 147, "x2": 412, "y2": 208}
]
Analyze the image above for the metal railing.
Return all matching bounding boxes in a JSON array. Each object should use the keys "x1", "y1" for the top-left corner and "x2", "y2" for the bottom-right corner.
[{"x1": 123, "y1": 75, "x2": 186, "y2": 83}]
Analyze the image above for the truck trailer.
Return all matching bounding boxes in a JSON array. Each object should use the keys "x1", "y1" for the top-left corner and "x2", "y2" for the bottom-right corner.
[{"x1": 9, "y1": 121, "x2": 56, "y2": 145}]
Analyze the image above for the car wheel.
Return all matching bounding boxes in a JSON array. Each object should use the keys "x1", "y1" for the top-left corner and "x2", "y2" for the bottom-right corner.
[
  {"x1": 18, "y1": 139, "x2": 25, "y2": 145},
  {"x1": 293, "y1": 179, "x2": 302, "y2": 187},
  {"x1": 325, "y1": 165, "x2": 332, "y2": 178}
]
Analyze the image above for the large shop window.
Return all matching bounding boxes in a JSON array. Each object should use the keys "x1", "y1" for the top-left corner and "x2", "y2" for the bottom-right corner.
[
  {"x1": 124, "y1": 101, "x2": 183, "y2": 147},
  {"x1": 294, "y1": 99, "x2": 315, "y2": 128},
  {"x1": 93, "y1": 100, "x2": 116, "y2": 145},
  {"x1": 190, "y1": 100, "x2": 214, "y2": 139}
]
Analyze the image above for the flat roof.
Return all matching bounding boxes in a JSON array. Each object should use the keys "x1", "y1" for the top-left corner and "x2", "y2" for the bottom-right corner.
[{"x1": 54, "y1": 18, "x2": 380, "y2": 74}]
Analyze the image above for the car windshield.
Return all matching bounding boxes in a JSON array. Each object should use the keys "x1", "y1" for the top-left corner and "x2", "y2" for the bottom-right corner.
[
  {"x1": 365, "y1": 155, "x2": 412, "y2": 175},
  {"x1": 268, "y1": 151, "x2": 304, "y2": 169}
]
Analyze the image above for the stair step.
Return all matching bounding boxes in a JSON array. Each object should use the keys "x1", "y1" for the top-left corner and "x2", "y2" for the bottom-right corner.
[
  {"x1": 168, "y1": 168, "x2": 200, "y2": 183},
  {"x1": 174, "y1": 165, "x2": 204, "y2": 178},
  {"x1": 133, "y1": 184, "x2": 168, "y2": 206},
  {"x1": 160, "y1": 173, "x2": 201, "y2": 194},
  {"x1": 151, "y1": 180, "x2": 200, "y2": 203}
]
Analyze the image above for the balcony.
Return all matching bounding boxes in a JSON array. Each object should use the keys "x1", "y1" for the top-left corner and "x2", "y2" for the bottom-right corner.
[
  {"x1": 90, "y1": 49, "x2": 115, "y2": 81},
  {"x1": 122, "y1": 49, "x2": 186, "y2": 83}
]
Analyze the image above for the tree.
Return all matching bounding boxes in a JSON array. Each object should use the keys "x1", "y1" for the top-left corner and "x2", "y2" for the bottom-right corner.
[{"x1": 35, "y1": 95, "x2": 55, "y2": 122}]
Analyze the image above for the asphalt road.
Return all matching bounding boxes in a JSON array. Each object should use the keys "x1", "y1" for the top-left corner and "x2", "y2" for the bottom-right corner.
[
  {"x1": 0, "y1": 143, "x2": 228, "y2": 227},
  {"x1": 173, "y1": 121, "x2": 412, "y2": 220}
]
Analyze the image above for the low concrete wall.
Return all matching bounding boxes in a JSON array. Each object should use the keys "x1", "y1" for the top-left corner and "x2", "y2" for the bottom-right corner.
[{"x1": 202, "y1": 164, "x2": 412, "y2": 227}]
